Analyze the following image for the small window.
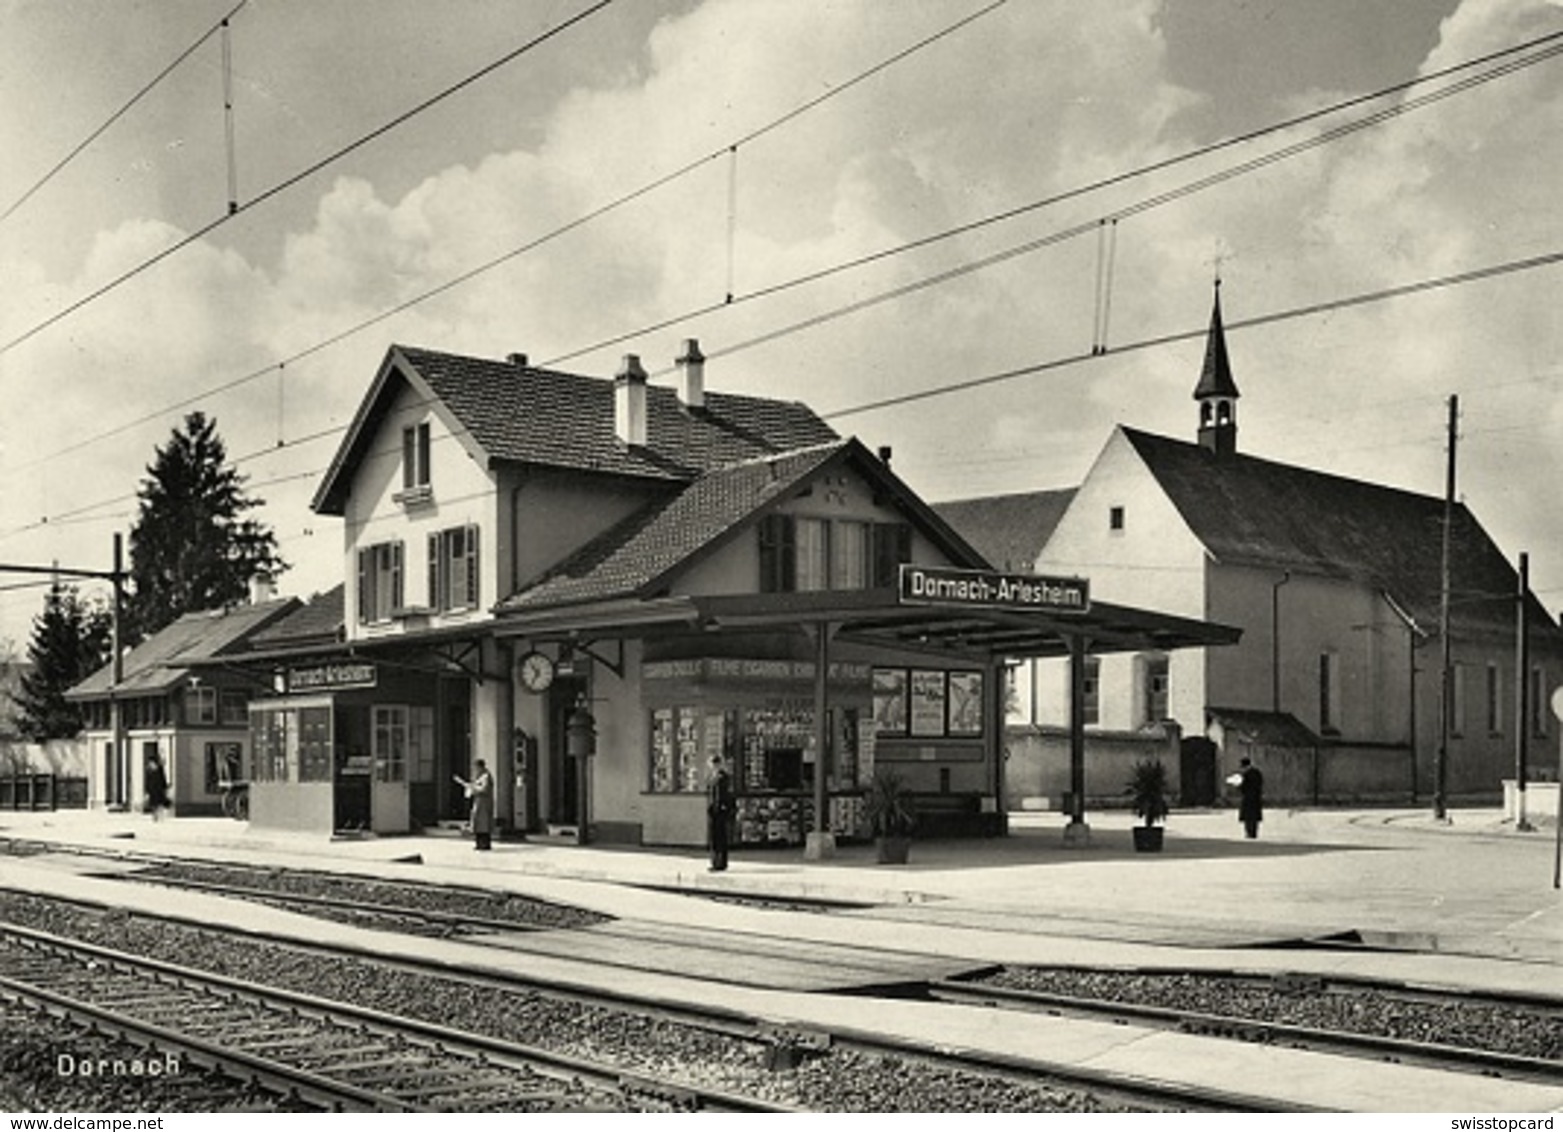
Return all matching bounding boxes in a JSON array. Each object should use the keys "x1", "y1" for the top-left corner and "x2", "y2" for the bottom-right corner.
[
  {"x1": 219, "y1": 690, "x2": 248, "y2": 726},
  {"x1": 1082, "y1": 656, "x2": 1100, "y2": 726},
  {"x1": 1486, "y1": 663, "x2": 1503, "y2": 736},
  {"x1": 1136, "y1": 653, "x2": 1168, "y2": 726},
  {"x1": 1319, "y1": 651, "x2": 1341, "y2": 735},
  {"x1": 188, "y1": 686, "x2": 217, "y2": 726},
  {"x1": 402, "y1": 422, "x2": 431, "y2": 489},
  {"x1": 1450, "y1": 663, "x2": 1467, "y2": 737},
  {"x1": 1109, "y1": 506, "x2": 1125, "y2": 532}
]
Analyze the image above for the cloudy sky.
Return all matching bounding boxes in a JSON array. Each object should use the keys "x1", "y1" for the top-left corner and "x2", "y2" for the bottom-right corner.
[{"x1": 2, "y1": 0, "x2": 1560, "y2": 651}]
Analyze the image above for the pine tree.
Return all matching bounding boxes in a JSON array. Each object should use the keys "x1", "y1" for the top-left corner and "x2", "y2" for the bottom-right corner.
[
  {"x1": 126, "y1": 412, "x2": 287, "y2": 642},
  {"x1": 11, "y1": 582, "x2": 112, "y2": 742}
]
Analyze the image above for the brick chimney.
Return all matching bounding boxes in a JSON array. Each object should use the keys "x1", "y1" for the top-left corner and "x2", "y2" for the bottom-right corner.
[
  {"x1": 615, "y1": 354, "x2": 648, "y2": 446},
  {"x1": 675, "y1": 338, "x2": 705, "y2": 410}
]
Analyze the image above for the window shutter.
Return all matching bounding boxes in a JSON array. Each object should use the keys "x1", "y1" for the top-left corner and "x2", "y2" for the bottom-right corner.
[
  {"x1": 759, "y1": 514, "x2": 780, "y2": 592},
  {"x1": 418, "y1": 423, "x2": 431, "y2": 486},
  {"x1": 402, "y1": 427, "x2": 415, "y2": 489},
  {"x1": 872, "y1": 523, "x2": 912, "y2": 587},
  {"x1": 391, "y1": 542, "x2": 404, "y2": 612},
  {"x1": 357, "y1": 548, "x2": 369, "y2": 623},
  {"x1": 428, "y1": 532, "x2": 441, "y2": 611},
  {"x1": 466, "y1": 524, "x2": 480, "y2": 609}
]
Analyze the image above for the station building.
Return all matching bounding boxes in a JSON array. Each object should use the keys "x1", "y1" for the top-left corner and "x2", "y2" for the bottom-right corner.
[
  {"x1": 66, "y1": 590, "x2": 297, "y2": 815},
  {"x1": 168, "y1": 340, "x2": 1236, "y2": 846}
]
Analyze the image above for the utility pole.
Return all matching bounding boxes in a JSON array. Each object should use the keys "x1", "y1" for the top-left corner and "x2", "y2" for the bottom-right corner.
[
  {"x1": 0, "y1": 538, "x2": 129, "y2": 805},
  {"x1": 1514, "y1": 551, "x2": 1532, "y2": 831},
  {"x1": 112, "y1": 534, "x2": 126, "y2": 809},
  {"x1": 1434, "y1": 394, "x2": 1457, "y2": 823}
]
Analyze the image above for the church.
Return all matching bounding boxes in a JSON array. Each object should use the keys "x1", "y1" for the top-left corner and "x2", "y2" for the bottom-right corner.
[{"x1": 938, "y1": 287, "x2": 1562, "y2": 811}]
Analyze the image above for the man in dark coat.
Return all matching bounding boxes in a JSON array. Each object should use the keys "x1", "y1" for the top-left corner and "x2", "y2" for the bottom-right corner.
[
  {"x1": 144, "y1": 753, "x2": 170, "y2": 821},
  {"x1": 706, "y1": 755, "x2": 735, "y2": 871},
  {"x1": 457, "y1": 759, "x2": 495, "y2": 850},
  {"x1": 1238, "y1": 757, "x2": 1264, "y2": 839}
]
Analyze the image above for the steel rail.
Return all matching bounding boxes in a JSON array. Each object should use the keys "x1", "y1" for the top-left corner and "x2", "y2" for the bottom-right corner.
[
  {"x1": 929, "y1": 977, "x2": 1563, "y2": 1085},
  {"x1": 0, "y1": 923, "x2": 790, "y2": 1112}
]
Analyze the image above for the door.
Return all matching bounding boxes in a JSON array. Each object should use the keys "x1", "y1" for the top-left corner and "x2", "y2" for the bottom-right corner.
[
  {"x1": 546, "y1": 677, "x2": 588, "y2": 826},
  {"x1": 370, "y1": 704, "x2": 411, "y2": 834}
]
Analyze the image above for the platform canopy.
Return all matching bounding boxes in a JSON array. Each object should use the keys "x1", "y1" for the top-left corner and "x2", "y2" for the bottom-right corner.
[{"x1": 495, "y1": 582, "x2": 1240, "y2": 660}]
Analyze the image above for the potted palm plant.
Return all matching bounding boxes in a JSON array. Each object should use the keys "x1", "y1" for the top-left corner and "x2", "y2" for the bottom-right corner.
[
  {"x1": 864, "y1": 768, "x2": 917, "y2": 864},
  {"x1": 1126, "y1": 758, "x2": 1171, "y2": 852}
]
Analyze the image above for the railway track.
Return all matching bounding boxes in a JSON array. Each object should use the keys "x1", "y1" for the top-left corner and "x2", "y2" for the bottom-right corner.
[
  {"x1": 8, "y1": 840, "x2": 1557, "y2": 1110},
  {"x1": 934, "y1": 967, "x2": 1563, "y2": 1086},
  {"x1": 0, "y1": 922, "x2": 786, "y2": 1113},
  {"x1": 0, "y1": 890, "x2": 1275, "y2": 1112}
]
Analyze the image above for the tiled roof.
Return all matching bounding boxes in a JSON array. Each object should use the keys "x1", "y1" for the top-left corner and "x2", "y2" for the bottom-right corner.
[
  {"x1": 248, "y1": 584, "x2": 345, "y2": 649},
  {"x1": 68, "y1": 599, "x2": 298, "y2": 699},
  {"x1": 313, "y1": 345, "x2": 840, "y2": 515},
  {"x1": 933, "y1": 489, "x2": 1076, "y2": 572},
  {"x1": 504, "y1": 442, "x2": 850, "y2": 610},
  {"x1": 1123, "y1": 427, "x2": 1541, "y2": 633}
]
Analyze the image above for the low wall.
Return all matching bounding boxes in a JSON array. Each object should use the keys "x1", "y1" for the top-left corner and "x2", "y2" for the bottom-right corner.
[
  {"x1": 1503, "y1": 780, "x2": 1559, "y2": 825},
  {"x1": 1228, "y1": 743, "x2": 1415, "y2": 807},
  {"x1": 1005, "y1": 725, "x2": 1181, "y2": 811}
]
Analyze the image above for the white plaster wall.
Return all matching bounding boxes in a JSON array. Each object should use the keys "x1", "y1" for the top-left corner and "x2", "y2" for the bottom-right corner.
[
  {"x1": 343, "y1": 377, "x2": 500, "y2": 641},
  {"x1": 1025, "y1": 429, "x2": 1210, "y2": 731}
]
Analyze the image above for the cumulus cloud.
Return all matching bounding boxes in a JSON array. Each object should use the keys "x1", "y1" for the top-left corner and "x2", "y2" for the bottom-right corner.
[{"x1": 2, "y1": 0, "x2": 1560, "y2": 636}]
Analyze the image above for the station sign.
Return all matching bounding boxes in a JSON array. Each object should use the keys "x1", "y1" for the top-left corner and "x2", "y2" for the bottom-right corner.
[
  {"x1": 286, "y1": 661, "x2": 378, "y2": 693},
  {"x1": 898, "y1": 564, "x2": 1090, "y2": 614}
]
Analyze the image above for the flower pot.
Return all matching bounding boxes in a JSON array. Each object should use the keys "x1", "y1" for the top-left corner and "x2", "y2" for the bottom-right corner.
[
  {"x1": 876, "y1": 834, "x2": 911, "y2": 864},
  {"x1": 1132, "y1": 826, "x2": 1164, "y2": 853}
]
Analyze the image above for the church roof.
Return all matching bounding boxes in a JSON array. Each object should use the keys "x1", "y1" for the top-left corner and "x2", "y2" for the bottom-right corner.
[{"x1": 1122, "y1": 427, "x2": 1547, "y2": 635}]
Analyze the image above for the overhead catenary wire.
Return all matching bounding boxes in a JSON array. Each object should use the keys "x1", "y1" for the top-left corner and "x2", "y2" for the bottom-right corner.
[
  {"x1": 0, "y1": 0, "x2": 622, "y2": 359},
  {"x1": 7, "y1": 241, "x2": 1561, "y2": 548},
  {"x1": 821, "y1": 247, "x2": 1563, "y2": 421},
  {"x1": 7, "y1": 38, "x2": 1561, "y2": 541},
  {"x1": 5, "y1": 15, "x2": 1560, "y2": 504},
  {"x1": 3, "y1": 0, "x2": 1009, "y2": 470},
  {"x1": 0, "y1": 0, "x2": 251, "y2": 228}
]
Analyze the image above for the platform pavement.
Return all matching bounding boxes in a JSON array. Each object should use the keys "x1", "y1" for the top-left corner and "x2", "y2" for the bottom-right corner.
[
  {"x1": 3, "y1": 804, "x2": 1562, "y2": 1112},
  {"x1": 3, "y1": 803, "x2": 1559, "y2": 984}
]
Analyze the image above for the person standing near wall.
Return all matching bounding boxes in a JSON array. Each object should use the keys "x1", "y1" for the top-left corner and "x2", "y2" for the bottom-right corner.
[
  {"x1": 1238, "y1": 757, "x2": 1264, "y2": 839},
  {"x1": 144, "y1": 753, "x2": 170, "y2": 821},
  {"x1": 706, "y1": 754, "x2": 735, "y2": 871}
]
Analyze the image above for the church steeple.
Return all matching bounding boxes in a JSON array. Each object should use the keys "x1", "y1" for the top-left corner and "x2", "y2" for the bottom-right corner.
[{"x1": 1194, "y1": 280, "x2": 1239, "y2": 456}]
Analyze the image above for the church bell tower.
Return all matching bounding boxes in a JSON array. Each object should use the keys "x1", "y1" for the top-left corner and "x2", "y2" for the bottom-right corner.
[{"x1": 1194, "y1": 281, "x2": 1240, "y2": 457}]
